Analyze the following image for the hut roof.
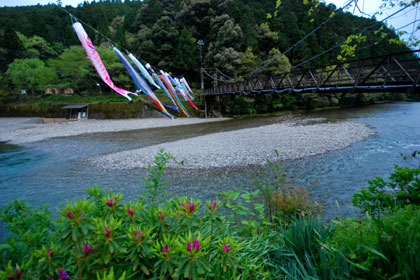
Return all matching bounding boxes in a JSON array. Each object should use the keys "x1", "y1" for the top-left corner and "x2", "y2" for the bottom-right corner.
[{"x1": 61, "y1": 104, "x2": 89, "y2": 109}]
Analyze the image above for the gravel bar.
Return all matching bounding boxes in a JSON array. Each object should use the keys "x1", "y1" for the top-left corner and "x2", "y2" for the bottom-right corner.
[
  {"x1": 0, "y1": 117, "x2": 230, "y2": 144},
  {"x1": 92, "y1": 120, "x2": 375, "y2": 169}
]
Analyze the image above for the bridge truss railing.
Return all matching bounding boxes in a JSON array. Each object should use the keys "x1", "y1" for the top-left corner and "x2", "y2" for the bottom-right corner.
[{"x1": 204, "y1": 50, "x2": 420, "y2": 96}]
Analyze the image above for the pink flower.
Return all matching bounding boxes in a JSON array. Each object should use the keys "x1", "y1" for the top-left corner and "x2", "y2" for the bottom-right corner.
[
  {"x1": 188, "y1": 240, "x2": 200, "y2": 253},
  {"x1": 162, "y1": 245, "x2": 171, "y2": 257},
  {"x1": 193, "y1": 240, "x2": 200, "y2": 251},
  {"x1": 104, "y1": 226, "x2": 111, "y2": 238},
  {"x1": 223, "y1": 244, "x2": 230, "y2": 253},
  {"x1": 107, "y1": 196, "x2": 118, "y2": 207},
  {"x1": 58, "y1": 269, "x2": 70, "y2": 279},
  {"x1": 67, "y1": 211, "x2": 72, "y2": 219},
  {"x1": 142, "y1": 232, "x2": 145, "y2": 237},
  {"x1": 136, "y1": 230, "x2": 140, "y2": 236},
  {"x1": 84, "y1": 242, "x2": 94, "y2": 256},
  {"x1": 188, "y1": 202, "x2": 195, "y2": 212},
  {"x1": 128, "y1": 208, "x2": 134, "y2": 216},
  {"x1": 47, "y1": 248, "x2": 53, "y2": 257},
  {"x1": 212, "y1": 201, "x2": 217, "y2": 209}
]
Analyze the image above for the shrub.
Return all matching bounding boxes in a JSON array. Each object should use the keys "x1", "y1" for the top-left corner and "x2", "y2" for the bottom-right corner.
[
  {"x1": 272, "y1": 218, "x2": 351, "y2": 280},
  {"x1": 352, "y1": 165, "x2": 420, "y2": 214},
  {"x1": 1, "y1": 151, "x2": 419, "y2": 279},
  {"x1": 0, "y1": 151, "x2": 272, "y2": 279},
  {"x1": 331, "y1": 206, "x2": 420, "y2": 279},
  {"x1": 252, "y1": 152, "x2": 322, "y2": 227}
]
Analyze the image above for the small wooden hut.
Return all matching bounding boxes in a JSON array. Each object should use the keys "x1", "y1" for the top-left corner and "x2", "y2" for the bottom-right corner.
[{"x1": 62, "y1": 104, "x2": 89, "y2": 120}]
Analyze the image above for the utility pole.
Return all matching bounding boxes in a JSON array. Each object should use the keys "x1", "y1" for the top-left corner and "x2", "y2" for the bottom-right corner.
[{"x1": 197, "y1": 39, "x2": 206, "y2": 118}]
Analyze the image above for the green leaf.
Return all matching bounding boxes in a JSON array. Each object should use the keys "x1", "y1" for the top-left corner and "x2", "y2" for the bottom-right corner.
[
  {"x1": 80, "y1": 223, "x2": 88, "y2": 235},
  {"x1": 0, "y1": 243, "x2": 12, "y2": 251},
  {"x1": 104, "y1": 252, "x2": 111, "y2": 264},
  {"x1": 361, "y1": 245, "x2": 389, "y2": 262},
  {"x1": 184, "y1": 261, "x2": 192, "y2": 278},
  {"x1": 72, "y1": 227, "x2": 78, "y2": 242},
  {"x1": 141, "y1": 265, "x2": 150, "y2": 275}
]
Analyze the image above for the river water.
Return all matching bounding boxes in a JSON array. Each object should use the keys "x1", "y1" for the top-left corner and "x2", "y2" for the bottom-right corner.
[{"x1": 1, "y1": 102, "x2": 419, "y2": 218}]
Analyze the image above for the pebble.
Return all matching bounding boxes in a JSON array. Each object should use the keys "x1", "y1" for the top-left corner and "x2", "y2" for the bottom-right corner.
[{"x1": 91, "y1": 120, "x2": 375, "y2": 169}]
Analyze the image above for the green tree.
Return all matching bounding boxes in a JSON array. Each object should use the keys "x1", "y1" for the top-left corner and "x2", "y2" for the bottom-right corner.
[
  {"x1": 17, "y1": 32, "x2": 58, "y2": 57},
  {"x1": 6, "y1": 58, "x2": 58, "y2": 93},
  {"x1": 47, "y1": 46, "x2": 93, "y2": 90},
  {"x1": 48, "y1": 45, "x2": 133, "y2": 93},
  {"x1": 173, "y1": 28, "x2": 198, "y2": 73},
  {"x1": 256, "y1": 22, "x2": 279, "y2": 53},
  {"x1": 0, "y1": 19, "x2": 24, "y2": 72},
  {"x1": 262, "y1": 48, "x2": 292, "y2": 75},
  {"x1": 213, "y1": 47, "x2": 242, "y2": 74},
  {"x1": 134, "y1": 0, "x2": 163, "y2": 28},
  {"x1": 206, "y1": 14, "x2": 244, "y2": 76},
  {"x1": 151, "y1": 16, "x2": 179, "y2": 70},
  {"x1": 239, "y1": 47, "x2": 259, "y2": 73}
]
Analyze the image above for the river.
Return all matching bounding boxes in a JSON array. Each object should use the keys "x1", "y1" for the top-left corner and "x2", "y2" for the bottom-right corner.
[{"x1": 1, "y1": 102, "x2": 419, "y2": 218}]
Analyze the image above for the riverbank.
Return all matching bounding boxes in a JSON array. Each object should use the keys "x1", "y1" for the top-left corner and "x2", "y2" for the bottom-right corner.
[
  {"x1": 0, "y1": 117, "x2": 375, "y2": 169},
  {"x1": 91, "y1": 119, "x2": 375, "y2": 169},
  {"x1": 0, "y1": 117, "x2": 230, "y2": 144}
]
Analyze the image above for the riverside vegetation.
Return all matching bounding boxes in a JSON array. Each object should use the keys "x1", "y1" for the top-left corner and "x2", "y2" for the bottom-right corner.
[
  {"x1": 1, "y1": 0, "x2": 417, "y2": 118},
  {"x1": 0, "y1": 149, "x2": 419, "y2": 279}
]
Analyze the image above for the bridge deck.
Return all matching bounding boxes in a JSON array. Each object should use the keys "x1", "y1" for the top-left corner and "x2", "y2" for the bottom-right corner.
[{"x1": 204, "y1": 50, "x2": 420, "y2": 96}]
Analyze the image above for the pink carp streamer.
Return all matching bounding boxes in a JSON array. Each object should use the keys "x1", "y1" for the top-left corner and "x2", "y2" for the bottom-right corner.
[{"x1": 72, "y1": 22, "x2": 137, "y2": 101}]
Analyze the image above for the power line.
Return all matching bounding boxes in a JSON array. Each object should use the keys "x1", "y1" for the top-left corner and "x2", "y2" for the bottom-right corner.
[
  {"x1": 356, "y1": 18, "x2": 420, "y2": 51},
  {"x1": 216, "y1": 68, "x2": 234, "y2": 79},
  {"x1": 276, "y1": 4, "x2": 412, "y2": 75},
  {"x1": 228, "y1": 0, "x2": 357, "y2": 81},
  {"x1": 410, "y1": 2, "x2": 419, "y2": 38}
]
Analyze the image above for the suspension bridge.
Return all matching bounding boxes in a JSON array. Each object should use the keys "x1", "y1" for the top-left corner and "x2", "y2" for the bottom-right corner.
[{"x1": 203, "y1": 50, "x2": 420, "y2": 97}]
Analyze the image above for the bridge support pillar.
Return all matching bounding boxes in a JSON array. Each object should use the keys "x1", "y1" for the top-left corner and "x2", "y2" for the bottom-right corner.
[{"x1": 202, "y1": 95, "x2": 222, "y2": 118}]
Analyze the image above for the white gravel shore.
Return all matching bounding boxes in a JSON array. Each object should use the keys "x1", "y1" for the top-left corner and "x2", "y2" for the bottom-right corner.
[
  {"x1": 0, "y1": 117, "x2": 230, "y2": 144},
  {"x1": 91, "y1": 120, "x2": 375, "y2": 169},
  {"x1": 0, "y1": 117, "x2": 375, "y2": 169}
]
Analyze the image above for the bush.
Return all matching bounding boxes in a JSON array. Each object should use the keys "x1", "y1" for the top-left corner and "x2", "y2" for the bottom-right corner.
[
  {"x1": 331, "y1": 206, "x2": 420, "y2": 279},
  {"x1": 252, "y1": 152, "x2": 322, "y2": 227},
  {"x1": 1, "y1": 151, "x2": 419, "y2": 279},
  {"x1": 352, "y1": 165, "x2": 420, "y2": 214},
  {"x1": 0, "y1": 150, "x2": 272, "y2": 279}
]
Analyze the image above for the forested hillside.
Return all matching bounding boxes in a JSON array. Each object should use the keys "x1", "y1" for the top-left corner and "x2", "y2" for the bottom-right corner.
[{"x1": 0, "y1": 0, "x2": 412, "y2": 96}]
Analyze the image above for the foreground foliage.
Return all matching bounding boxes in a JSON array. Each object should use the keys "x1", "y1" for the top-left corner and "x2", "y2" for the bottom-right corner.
[{"x1": 1, "y1": 151, "x2": 419, "y2": 279}]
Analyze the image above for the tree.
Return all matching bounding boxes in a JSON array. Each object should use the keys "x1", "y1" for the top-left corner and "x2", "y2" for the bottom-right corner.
[
  {"x1": 256, "y1": 22, "x2": 279, "y2": 53},
  {"x1": 239, "y1": 47, "x2": 259, "y2": 73},
  {"x1": 206, "y1": 14, "x2": 244, "y2": 76},
  {"x1": 262, "y1": 48, "x2": 292, "y2": 75},
  {"x1": 17, "y1": 32, "x2": 58, "y2": 57},
  {"x1": 213, "y1": 47, "x2": 242, "y2": 74},
  {"x1": 47, "y1": 46, "x2": 93, "y2": 90},
  {"x1": 133, "y1": 0, "x2": 163, "y2": 28},
  {"x1": 0, "y1": 19, "x2": 24, "y2": 72},
  {"x1": 173, "y1": 28, "x2": 198, "y2": 73},
  {"x1": 48, "y1": 45, "x2": 133, "y2": 93},
  {"x1": 6, "y1": 58, "x2": 57, "y2": 93}
]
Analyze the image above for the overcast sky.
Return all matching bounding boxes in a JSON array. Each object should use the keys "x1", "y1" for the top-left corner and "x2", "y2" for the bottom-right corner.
[{"x1": 1, "y1": 0, "x2": 418, "y2": 41}]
